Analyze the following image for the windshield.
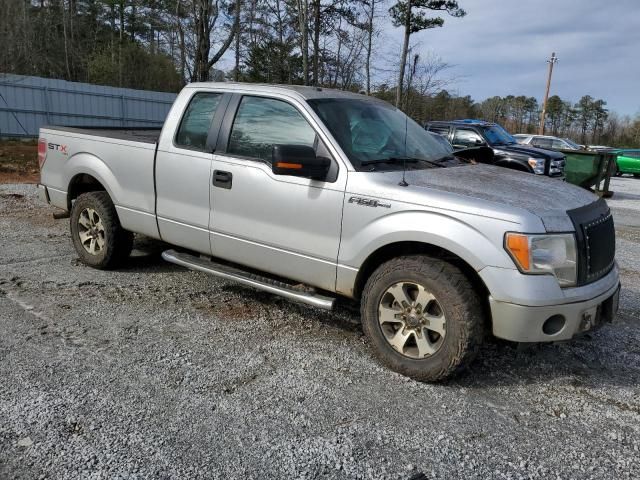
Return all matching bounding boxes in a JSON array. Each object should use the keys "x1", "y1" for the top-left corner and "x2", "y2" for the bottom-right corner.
[
  {"x1": 481, "y1": 125, "x2": 516, "y2": 145},
  {"x1": 563, "y1": 138, "x2": 581, "y2": 149},
  {"x1": 307, "y1": 98, "x2": 454, "y2": 170}
]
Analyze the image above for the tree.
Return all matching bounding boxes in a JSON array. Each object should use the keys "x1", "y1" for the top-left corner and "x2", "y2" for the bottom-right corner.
[
  {"x1": 389, "y1": 0, "x2": 465, "y2": 107},
  {"x1": 190, "y1": 0, "x2": 241, "y2": 81},
  {"x1": 575, "y1": 95, "x2": 595, "y2": 144},
  {"x1": 361, "y1": 0, "x2": 379, "y2": 95}
]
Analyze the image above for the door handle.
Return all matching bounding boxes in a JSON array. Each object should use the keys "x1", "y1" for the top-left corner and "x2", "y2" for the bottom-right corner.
[{"x1": 213, "y1": 170, "x2": 232, "y2": 189}]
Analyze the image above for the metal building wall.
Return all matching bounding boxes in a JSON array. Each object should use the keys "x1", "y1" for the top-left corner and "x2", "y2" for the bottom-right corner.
[{"x1": 0, "y1": 74, "x2": 177, "y2": 138}]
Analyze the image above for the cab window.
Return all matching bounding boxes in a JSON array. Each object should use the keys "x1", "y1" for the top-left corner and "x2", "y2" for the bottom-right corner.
[
  {"x1": 452, "y1": 128, "x2": 483, "y2": 148},
  {"x1": 428, "y1": 125, "x2": 450, "y2": 136},
  {"x1": 531, "y1": 137, "x2": 553, "y2": 149},
  {"x1": 175, "y1": 92, "x2": 223, "y2": 150},
  {"x1": 227, "y1": 96, "x2": 316, "y2": 162}
]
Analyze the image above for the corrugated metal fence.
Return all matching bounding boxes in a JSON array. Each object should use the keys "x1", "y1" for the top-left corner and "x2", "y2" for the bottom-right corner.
[{"x1": 0, "y1": 74, "x2": 177, "y2": 138}]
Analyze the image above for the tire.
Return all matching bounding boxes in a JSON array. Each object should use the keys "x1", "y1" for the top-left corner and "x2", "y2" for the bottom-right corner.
[
  {"x1": 614, "y1": 162, "x2": 622, "y2": 177},
  {"x1": 70, "y1": 191, "x2": 133, "y2": 269},
  {"x1": 361, "y1": 255, "x2": 484, "y2": 382}
]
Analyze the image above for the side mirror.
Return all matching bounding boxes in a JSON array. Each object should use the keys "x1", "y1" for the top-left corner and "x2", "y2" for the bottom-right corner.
[
  {"x1": 272, "y1": 145, "x2": 330, "y2": 180},
  {"x1": 474, "y1": 138, "x2": 485, "y2": 146}
]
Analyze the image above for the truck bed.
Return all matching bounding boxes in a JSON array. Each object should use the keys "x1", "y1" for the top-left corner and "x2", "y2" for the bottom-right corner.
[{"x1": 42, "y1": 126, "x2": 162, "y2": 144}]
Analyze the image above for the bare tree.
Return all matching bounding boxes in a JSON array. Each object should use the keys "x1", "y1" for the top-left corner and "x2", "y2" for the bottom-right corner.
[{"x1": 190, "y1": 0, "x2": 240, "y2": 81}]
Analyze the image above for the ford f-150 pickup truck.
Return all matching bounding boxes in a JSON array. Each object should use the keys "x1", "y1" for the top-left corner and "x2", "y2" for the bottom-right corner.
[{"x1": 37, "y1": 83, "x2": 620, "y2": 381}]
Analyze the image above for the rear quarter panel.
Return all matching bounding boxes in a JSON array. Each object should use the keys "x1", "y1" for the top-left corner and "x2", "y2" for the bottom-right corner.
[{"x1": 39, "y1": 128, "x2": 158, "y2": 236}]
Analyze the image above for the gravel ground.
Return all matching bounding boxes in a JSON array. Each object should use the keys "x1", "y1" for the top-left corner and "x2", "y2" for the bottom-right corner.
[{"x1": 1, "y1": 179, "x2": 639, "y2": 479}]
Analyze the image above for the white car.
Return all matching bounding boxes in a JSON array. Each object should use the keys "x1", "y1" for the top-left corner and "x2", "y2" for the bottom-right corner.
[{"x1": 514, "y1": 134, "x2": 581, "y2": 150}]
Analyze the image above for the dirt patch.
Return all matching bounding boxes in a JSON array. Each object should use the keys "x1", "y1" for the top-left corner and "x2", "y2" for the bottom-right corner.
[{"x1": 0, "y1": 140, "x2": 39, "y2": 184}]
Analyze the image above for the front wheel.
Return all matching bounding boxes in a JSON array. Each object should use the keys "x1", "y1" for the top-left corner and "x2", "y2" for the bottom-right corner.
[
  {"x1": 70, "y1": 191, "x2": 133, "y2": 269},
  {"x1": 361, "y1": 255, "x2": 485, "y2": 382}
]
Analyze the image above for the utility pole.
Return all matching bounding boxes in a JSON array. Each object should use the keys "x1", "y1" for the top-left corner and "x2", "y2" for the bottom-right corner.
[{"x1": 538, "y1": 52, "x2": 558, "y2": 135}]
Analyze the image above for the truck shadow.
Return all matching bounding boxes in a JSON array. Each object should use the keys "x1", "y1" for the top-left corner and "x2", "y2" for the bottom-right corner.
[
  {"x1": 453, "y1": 328, "x2": 640, "y2": 389},
  {"x1": 208, "y1": 284, "x2": 640, "y2": 389}
]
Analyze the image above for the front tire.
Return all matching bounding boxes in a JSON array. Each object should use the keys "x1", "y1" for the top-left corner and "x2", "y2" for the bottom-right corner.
[
  {"x1": 361, "y1": 255, "x2": 484, "y2": 382},
  {"x1": 70, "y1": 191, "x2": 133, "y2": 269}
]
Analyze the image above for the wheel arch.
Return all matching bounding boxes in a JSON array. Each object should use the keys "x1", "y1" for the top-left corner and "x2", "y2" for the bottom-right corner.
[
  {"x1": 352, "y1": 241, "x2": 490, "y2": 305},
  {"x1": 67, "y1": 173, "x2": 108, "y2": 210}
]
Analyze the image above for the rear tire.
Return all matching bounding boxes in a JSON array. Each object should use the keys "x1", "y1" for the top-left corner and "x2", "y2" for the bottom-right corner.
[
  {"x1": 614, "y1": 162, "x2": 622, "y2": 176},
  {"x1": 361, "y1": 255, "x2": 484, "y2": 382},
  {"x1": 70, "y1": 191, "x2": 133, "y2": 269}
]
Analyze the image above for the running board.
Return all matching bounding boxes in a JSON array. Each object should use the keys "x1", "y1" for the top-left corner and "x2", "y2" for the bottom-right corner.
[{"x1": 161, "y1": 249, "x2": 336, "y2": 310}]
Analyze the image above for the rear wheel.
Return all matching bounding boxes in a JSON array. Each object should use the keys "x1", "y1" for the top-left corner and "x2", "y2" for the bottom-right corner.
[
  {"x1": 361, "y1": 255, "x2": 484, "y2": 382},
  {"x1": 614, "y1": 162, "x2": 622, "y2": 176},
  {"x1": 70, "y1": 191, "x2": 133, "y2": 269}
]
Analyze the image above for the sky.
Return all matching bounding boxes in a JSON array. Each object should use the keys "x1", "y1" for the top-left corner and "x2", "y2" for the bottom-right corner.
[{"x1": 378, "y1": 0, "x2": 640, "y2": 116}]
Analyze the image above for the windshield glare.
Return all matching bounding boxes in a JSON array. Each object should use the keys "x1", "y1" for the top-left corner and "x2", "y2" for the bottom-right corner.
[
  {"x1": 482, "y1": 125, "x2": 515, "y2": 145},
  {"x1": 563, "y1": 138, "x2": 581, "y2": 149},
  {"x1": 308, "y1": 98, "x2": 452, "y2": 169}
]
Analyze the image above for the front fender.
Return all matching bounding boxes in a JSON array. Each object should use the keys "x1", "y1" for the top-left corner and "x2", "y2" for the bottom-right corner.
[{"x1": 336, "y1": 209, "x2": 517, "y2": 297}]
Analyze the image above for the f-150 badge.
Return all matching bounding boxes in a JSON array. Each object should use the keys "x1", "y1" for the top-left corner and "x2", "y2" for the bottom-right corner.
[{"x1": 348, "y1": 196, "x2": 391, "y2": 208}]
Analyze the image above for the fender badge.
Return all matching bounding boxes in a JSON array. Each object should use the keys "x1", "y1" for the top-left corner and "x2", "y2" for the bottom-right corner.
[{"x1": 348, "y1": 196, "x2": 391, "y2": 208}]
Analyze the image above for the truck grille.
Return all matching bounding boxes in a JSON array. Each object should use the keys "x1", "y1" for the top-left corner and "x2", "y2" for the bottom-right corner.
[
  {"x1": 567, "y1": 199, "x2": 615, "y2": 286},
  {"x1": 550, "y1": 157, "x2": 566, "y2": 176}
]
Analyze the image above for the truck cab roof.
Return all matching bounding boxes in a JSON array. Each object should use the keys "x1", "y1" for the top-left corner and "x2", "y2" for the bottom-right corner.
[{"x1": 186, "y1": 82, "x2": 373, "y2": 102}]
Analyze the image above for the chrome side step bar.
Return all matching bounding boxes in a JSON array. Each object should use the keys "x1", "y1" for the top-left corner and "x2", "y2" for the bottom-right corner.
[{"x1": 161, "y1": 249, "x2": 336, "y2": 310}]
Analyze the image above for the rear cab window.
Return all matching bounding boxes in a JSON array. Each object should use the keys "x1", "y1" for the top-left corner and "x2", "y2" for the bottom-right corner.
[
  {"x1": 427, "y1": 125, "x2": 450, "y2": 137},
  {"x1": 175, "y1": 92, "x2": 224, "y2": 151}
]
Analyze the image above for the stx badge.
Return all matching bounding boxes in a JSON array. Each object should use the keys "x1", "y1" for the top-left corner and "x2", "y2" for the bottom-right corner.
[{"x1": 48, "y1": 143, "x2": 68, "y2": 155}]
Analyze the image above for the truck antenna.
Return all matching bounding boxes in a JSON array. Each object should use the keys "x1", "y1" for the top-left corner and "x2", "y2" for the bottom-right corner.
[{"x1": 399, "y1": 109, "x2": 409, "y2": 187}]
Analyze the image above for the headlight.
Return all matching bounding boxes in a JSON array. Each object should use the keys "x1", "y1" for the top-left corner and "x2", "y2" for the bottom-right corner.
[
  {"x1": 527, "y1": 157, "x2": 546, "y2": 174},
  {"x1": 505, "y1": 232, "x2": 577, "y2": 287}
]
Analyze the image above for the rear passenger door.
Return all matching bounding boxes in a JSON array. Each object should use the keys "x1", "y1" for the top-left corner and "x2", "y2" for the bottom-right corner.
[
  {"x1": 209, "y1": 93, "x2": 346, "y2": 291},
  {"x1": 155, "y1": 90, "x2": 230, "y2": 254}
]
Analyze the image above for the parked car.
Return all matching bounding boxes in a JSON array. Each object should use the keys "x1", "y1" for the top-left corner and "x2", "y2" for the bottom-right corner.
[
  {"x1": 37, "y1": 84, "x2": 619, "y2": 381},
  {"x1": 425, "y1": 120, "x2": 566, "y2": 178},
  {"x1": 614, "y1": 149, "x2": 640, "y2": 177},
  {"x1": 513, "y1": 134, "x2": 581, "y2": 150}
]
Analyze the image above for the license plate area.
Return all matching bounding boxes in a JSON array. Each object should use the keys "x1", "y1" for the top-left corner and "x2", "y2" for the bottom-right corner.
[{"x1": 578, "y1": 287, "x2": 620, "y2": 332}]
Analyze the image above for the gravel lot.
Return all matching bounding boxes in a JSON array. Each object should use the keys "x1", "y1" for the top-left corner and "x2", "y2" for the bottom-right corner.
[{"x1": 1, "y1": 178, "x2": 639, "y2": 479}]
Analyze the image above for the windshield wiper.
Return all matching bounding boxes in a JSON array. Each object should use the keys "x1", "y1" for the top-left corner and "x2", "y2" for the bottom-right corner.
[{"x1": 361, "y1": 157, "x2": 447, "y2": 168}]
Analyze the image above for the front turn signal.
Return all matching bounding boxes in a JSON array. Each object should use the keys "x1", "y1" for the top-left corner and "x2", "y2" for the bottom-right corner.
[{"x1": 505, "y1": 233, "x2": 530, "y2": 270}]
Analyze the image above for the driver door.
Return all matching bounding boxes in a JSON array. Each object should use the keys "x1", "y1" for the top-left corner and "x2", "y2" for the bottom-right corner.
[{"x1": 209, "y1": 94, "x2": 346, "y2": 291}]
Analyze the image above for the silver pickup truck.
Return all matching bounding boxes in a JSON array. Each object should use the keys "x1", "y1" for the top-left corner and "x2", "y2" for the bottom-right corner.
[{"x1": 37, "y1": 83, "x2": 620, "y2": 381}]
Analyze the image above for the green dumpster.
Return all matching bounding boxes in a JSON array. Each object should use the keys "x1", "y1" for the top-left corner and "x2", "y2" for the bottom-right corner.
[{"x1": 558, "y1": 149, "x2": 616, "y2": 197}]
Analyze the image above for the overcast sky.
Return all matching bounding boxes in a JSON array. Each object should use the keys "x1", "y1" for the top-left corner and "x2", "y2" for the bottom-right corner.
[{"x1": 380, "y1": 0, "x2": 639, "y2": 116}]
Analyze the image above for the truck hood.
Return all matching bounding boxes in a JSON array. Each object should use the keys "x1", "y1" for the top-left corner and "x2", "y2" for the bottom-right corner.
[
  {"x1": 493, "y1": 143, "x2": 565, "y2": 159},
  {"x1": 365, "y1": 164, "x2": 597, "y2": 232}
]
